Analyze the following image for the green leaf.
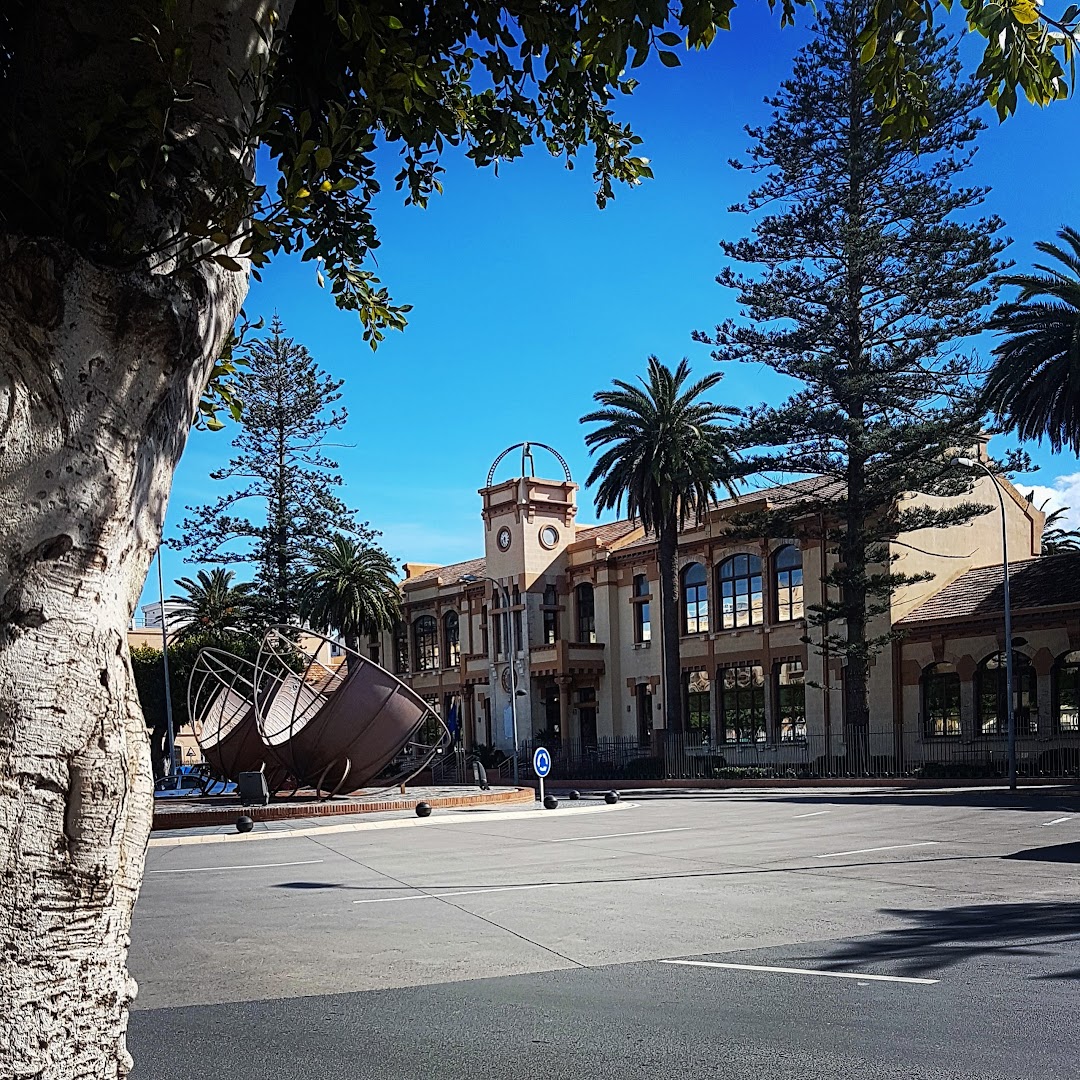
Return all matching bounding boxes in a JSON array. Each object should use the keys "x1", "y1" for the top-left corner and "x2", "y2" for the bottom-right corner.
[
  {"x1": 658, "y1": 31, "x2": 683, "y2": 46},
  {"x1": 658, "y1": 50, "x2": 681, "y2": 67},
  {"x1": 860, "y1": 34, "x2": 878, "y2": 64},
  {"x1": 315, "y1": 146, "x2": 332, "y2": 170}
]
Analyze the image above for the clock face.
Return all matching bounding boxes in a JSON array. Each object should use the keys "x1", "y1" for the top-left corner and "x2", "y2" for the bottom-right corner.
[
  {"x1": 497, "y1": 527, "x2": 512, "y2": 552},
  {"x1": 539, "y1": 525, "x2": 559, "y2": 550},
  {"x1": 501, "y1": 666, "x2": 512, "y2": 692}
]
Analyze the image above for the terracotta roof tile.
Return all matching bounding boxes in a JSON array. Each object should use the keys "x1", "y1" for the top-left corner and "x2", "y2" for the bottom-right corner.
[
  {"x1": 573, "y1": 520, "x2": 641, "y2": 546},
  {"x1": 898, "y1": 553, "x2": 1080, "y2": 625},
  {"x1": 402, "y1": 556, "x2": 486, "y2": 589}
]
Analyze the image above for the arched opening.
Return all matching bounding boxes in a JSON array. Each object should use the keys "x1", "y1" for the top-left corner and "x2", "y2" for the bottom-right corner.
[
  {"x1": 922, "y1": 662, "x2": 961, "y2": 737},
  {"x1": 413, "y1": 615, "x2": 439, "y2": 672},
  {"x1": 718, "y1": 553, "x2": 763, "y2": 629},
  {"x1": 681, "y1": 562, "x2": 708, "y2": 634},
  {"x1": 977, "y1": 651, "x2": 1037, "y2": 736},
  {"x1": 774, "y1": 545, "x2": 804, "y2": 623}
]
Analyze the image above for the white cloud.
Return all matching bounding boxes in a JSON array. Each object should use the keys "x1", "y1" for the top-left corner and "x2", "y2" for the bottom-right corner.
[{"x1": 1015, "y1": 471, "x2": 1080, "y2": 531}]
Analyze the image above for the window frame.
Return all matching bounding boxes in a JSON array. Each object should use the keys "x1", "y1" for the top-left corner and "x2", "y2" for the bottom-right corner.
[
  {"x1": 684, "y1": 669, "x2": 711, "y2": 738},
  {"x1": 717, "y1": 553, "x2": 764, "y2": 631},
  {"x1": 775, "y1": 660, "x2": 806, "y2": 742},
  {"x1": 921, "y1": 662, "x2": 962, "y2": 738},
  {"x1": 976, "y1": 651, "x2": 1037, "y2": 736},
  {"x1": 413, "y1": 614, "x2": 440, "y2": 672},
  {"x1": 394, "y1": 624, "x2": 409, "y2": 674},
  {"x1": 632, "y1": 573, "x2": 652, "y2": 644},
  {"x1": 575, "y1": 582, "x2": 596, "y2": 644},
  {"x1": 681, "y1": 562, "x2": 709, "y2": 635},
  {"x1": 1054, "y1": 651, "x2": 1080, "y2": 733},
  {"x1": 443, "y1": 610, "x2": 460, "y2": 668},
  {"x1": 719, "y1": 663, "x2": 767, "y2": 744},
  {"x1": 773, "y1": 545, "x2": 804, "y2": 623}
]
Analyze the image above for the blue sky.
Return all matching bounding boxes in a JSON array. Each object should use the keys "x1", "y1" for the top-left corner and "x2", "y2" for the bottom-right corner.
[{"x1": 143, "y1": 7, "x2": 1080, "y2": 609}]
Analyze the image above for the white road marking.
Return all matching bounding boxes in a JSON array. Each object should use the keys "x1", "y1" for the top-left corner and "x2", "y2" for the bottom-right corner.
[
  {"x1": 1040, "y1": 816, "x2": 1074, "y2": 826},
  {"x1": 547, "y1": 827, "x2": 693, "y2": 843},
  {"x1": 794, "y1": 811, "x2": 831, "y2": 818},
  {"x1": 814, "y1": 841, "x2": 939, "y2": 859},
  {"x1": 660, "y1": 959, "x2": 938, "y2": 985},
  {"x1": 353, "y1": 883, "x2": 560, "y2": 905},
  {"x1": 147, "y1": 859, "x2": 324, "y2": 874}
]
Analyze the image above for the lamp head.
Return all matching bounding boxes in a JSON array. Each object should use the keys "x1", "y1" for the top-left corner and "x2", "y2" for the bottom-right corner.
[
  {"x1": 954, "y1": 456, "x2": 976, "y2": 468},
  {"x1": 459, "y1": 574, "x2": 479, "y2": 584}
]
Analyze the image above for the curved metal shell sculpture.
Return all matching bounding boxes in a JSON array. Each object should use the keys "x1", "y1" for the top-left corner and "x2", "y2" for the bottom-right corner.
[
  {"x1": 254, "y1": 627, "x2": 449, "y2": 796},
  {"x1": 189, "y1": 649, "x2": 286, "y2": 784}
]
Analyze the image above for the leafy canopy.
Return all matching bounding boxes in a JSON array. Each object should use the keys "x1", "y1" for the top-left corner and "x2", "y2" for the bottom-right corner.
[
  {"x1": 983, "y1": 227, "x2": 1080, "y2": 455},
  {"x1": 581, "y1": 356, "x2": 742, "y2": 532},
  {"x1": 0, "y1": 0, "x2": 1073, "y2": 361}
]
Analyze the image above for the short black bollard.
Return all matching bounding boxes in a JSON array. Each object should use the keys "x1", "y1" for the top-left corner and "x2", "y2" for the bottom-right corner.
[
  {"x1": 236, "y1": 815, "x2": 254, "y2": 833},
  {"x1": 568, "y1": 790, "x2": 581, "y2": 801},
  {"x1": 543, "y1": 794, "x2": 559, "y2": 810},
  {"x1": 415, "y1": 801, "x2": 432, "y2": 818},
  {"x1": 604, "y1": 790, "x2": 620, "y2": 804}
]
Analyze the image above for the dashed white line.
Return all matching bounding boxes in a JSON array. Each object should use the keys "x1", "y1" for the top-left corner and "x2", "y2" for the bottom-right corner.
[
  {"x1": 794, "y1": 811, "x2": 831, "y2": 819},
  {"x1": 1040, "y1": 816, "x2": 1074, "y2": 827},
  {"x1": 148, "y1": 859, "x2": 324, "y2": 874},
  {"x1": 814, "y1": 842, "x2": 939, "y2": 859},
  {"x1": 353, "y1": 884, "x2": 560, "y2": 905},
  {"x1": 660, "y1": 959, "x2": 938, "y2": 985},
  {"x1": 547, "y1": 827, "x2": 693, "y2": 843}
]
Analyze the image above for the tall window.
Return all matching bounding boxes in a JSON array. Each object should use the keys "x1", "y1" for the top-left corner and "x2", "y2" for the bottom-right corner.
[
  {"x1": 542, "y1": 584, "x2": 559, "y2": 645},
  {"x1": 720, "y1": 664, "x2": 766, "y2": 743},
  {"x1": 413, "y1": 615, "x2": 439, "y2": 671},
  {"x1": 774, "y1": 545, "x2": 804, "y2": 622},
  {"x1": 633, "y1": 574, "x2": 651, "y2": 643},
  {"x1": 684, "y1": 670, "x2": 711, "y2": 737},
  {"x1": 394, "y1": 624, "x2": 409, "y2": 674},
  {"x1": 491, "y1": 591, "x2": 503, "y2": 655},
  {"x1": 977, "y1": 651, "x2": 1037, "y2": 735},
  {"x1": 443, "y1": 611, "x2": 460, "y2": 667},
  {"x1": 776, "y1": 661, "x2": 806, "y2": 741},
  {"x1": 682, "y1": 563, "x2": 708, "y2": 634},
  {"x1": 718, "y1": 553, "x2": 763, "y2": 630},
  {"x1": 511, "y1": 584, "x2": 523, "y2": 653},
  {"x1": 1055, "y1": 651, "x2": 1080, "y2": 732},
  {"x1": 576, "y1": 583, "x2": 596, "y2": 643},
  {"x1": 922, "y1": 662, "x2": 961, "y2": 737}
]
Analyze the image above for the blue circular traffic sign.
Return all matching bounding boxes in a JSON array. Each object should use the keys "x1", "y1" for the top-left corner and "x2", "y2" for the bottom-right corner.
[{"x1": 532, "y1": 746, "x2": 551, "y2": 778}]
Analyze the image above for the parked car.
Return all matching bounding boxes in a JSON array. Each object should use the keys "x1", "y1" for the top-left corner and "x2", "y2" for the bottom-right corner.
[{"x1": 153, "y1": 773, "x2": 237, "y2": 798}]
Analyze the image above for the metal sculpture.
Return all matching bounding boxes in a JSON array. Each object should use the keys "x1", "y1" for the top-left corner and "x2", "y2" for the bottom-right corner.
[
  {"x1": 254, "y1": 627, "x2": 450, "y2": 796},
  {"x1": 189, "y1": 648, "x2": 287, "y2": 786},
  {"x1": 485, "y1": 441, "x2": 572, "y2": 487}
]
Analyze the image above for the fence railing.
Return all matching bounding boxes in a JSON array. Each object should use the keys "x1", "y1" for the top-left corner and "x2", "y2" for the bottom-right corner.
[{"x1": 498, "y1": 731, "x2": 1080, "y2": 783}]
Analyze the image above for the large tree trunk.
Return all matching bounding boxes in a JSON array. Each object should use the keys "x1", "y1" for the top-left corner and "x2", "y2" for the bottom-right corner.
[
  {"x1": 657, "y1": 521, "x2": 683, "y2": 734},
  {"x1": 0, "y1": 2, "x2": 287, "y2": 1074},
  {"x1": 0, "y1": 237, "x2": 246, "y2": 1078}
]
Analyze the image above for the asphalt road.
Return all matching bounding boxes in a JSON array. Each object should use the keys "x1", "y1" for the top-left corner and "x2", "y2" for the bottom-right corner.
[{"x1": 127, "y1": 788, "x2": 1080, "y2": 1079}]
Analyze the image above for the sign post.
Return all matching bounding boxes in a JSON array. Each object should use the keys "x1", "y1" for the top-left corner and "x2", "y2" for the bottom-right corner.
[{"x1": 532, "y1": 746, "x2": 551, "y2": 803}]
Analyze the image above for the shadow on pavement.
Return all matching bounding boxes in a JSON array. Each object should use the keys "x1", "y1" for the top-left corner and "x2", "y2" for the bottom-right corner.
[
  {"x1": 620, "y1": 789, "x2": 1080, "y2": 812},
  {"x1": 1003, "y1": 842, "x2": 1080, "y2": 863},
  {"x1": 814, "y1": 900, "x2": 1080, "y2": 977}
]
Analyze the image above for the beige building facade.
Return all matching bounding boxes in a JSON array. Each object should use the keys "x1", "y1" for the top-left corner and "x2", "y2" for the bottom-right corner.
[{"x1": 381, "y1": 443, "x2": 1080, "y2": 775}]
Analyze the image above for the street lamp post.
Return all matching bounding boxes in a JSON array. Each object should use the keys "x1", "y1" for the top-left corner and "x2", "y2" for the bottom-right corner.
[
  {"x1": 156, "y1": 548, "x2": 177, "y2": 774},
  {"x1": 460, "y1": 573, "x2": 520, "y2": 785},
  {"x1": 955, "y1": 456, "x2": 1016, "y2": 791}
]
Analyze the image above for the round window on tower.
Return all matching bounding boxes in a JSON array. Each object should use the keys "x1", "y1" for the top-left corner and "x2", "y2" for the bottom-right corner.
[
  {"x1": 539, "y1": 525, "x2": 560, "y2": 550},
  {"x1": 497, "y1": 527, "x2": 512, "y2": 552}
]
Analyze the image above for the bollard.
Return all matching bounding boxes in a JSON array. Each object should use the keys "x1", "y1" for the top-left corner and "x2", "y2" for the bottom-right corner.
[
  {"x1": 568, "y1": 790, "x2": 581, "y2": 800},
  {"x1": 236, "y1": 815, "x2": 254, "y2": 833},
  {"x1": 543, "y1": 794, "x2": 559, "y2": 810},
  {"x1": 604, "y1": 790, "x2": 620, "y2": 804},
  {"x1": 415, "y1": 801, "x2": 432, "y2": 818}
]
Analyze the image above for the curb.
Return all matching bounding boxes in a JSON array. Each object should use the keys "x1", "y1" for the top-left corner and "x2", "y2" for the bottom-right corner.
[
  {"x1": 550, "y1": 777, "x2": 1080, "y2": 792},
  {"x1": 152, "y1": 785, "x2": 535, "y2": 831}
]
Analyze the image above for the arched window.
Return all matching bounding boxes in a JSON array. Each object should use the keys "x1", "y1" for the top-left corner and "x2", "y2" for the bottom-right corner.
[
  {"x1": 774, "y1": 545, "x2": 804, "y2": 622},
  {"x1": 576, "y1": 583, "x2": 596, "y2": 643},
  {"x1": 394, "y1": 624, "x2": 409, "y2": 674},
  {"x1": 977, "y1": 651, "x2": 1037, "y2": 736},
  {"x1": 682, "y1": 563, "x2": 708, "y2": 634},
  {"x1": 443, "y1": 611, "x2": 460, "y2": 667},
  {"x1": 541, "y1": 584, "x2": 559, "y2": 645},
  {"x1": 1055, "y1": 650, "x2": 1080, "y2": 732},
  {"x1": 718, "y1": 553, "x2": 763, "y2": 630},
  {"x1": 922, "y1": 662, "x2": 961, "y2": 737},
  {"x1": 633, "y1": 573, "x2": 651, "y2": 644},
  {"x1": 413, "y1": 615, "x2": 439, "y2": 671}
]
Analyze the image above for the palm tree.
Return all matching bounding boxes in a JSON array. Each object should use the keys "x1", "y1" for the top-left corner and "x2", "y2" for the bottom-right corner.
[
  {"x1": 298, "y1": 535, "x2": 401, "y2": 657},
  {"x1": 581, "y1": 357, "x2": 742, "y2": 734},
  {"x1": 983, "y1": 227, "x2": 1080, "y2": 453},
  {"x1": 169, "y1": 568, "x2": 255, "y2": 641}
]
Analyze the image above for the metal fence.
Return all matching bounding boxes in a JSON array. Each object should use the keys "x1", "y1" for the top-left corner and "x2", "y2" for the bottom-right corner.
[{"x1": 499, "y1": 731, "x2": 1080, "y2": 783}]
